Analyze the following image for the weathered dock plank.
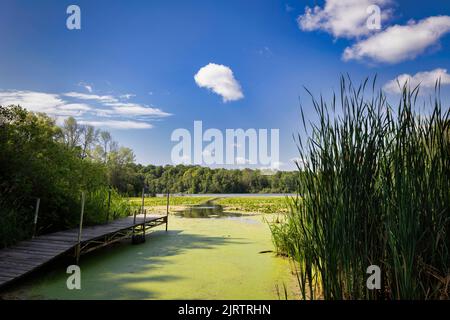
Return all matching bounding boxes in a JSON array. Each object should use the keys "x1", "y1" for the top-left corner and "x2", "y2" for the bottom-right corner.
[{"x1": 0, "y1": 214, "x2": 167, "y2": 289}]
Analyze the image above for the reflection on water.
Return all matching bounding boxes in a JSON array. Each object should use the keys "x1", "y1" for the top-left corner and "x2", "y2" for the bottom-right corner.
[{"x1": 175, "y1": 200, "x2": 242, "y2": 218}]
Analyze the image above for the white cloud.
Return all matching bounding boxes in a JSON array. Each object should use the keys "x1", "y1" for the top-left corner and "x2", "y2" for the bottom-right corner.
[
  {"x1": 343, "y1": 16, "x2": 450, "y2": 63},
  {"x1": 78, "y1": 120, "x2": 153, "y2": 130},
  {"x1": 194, "y1": 63, "x2": 244, "y2": 102},
  {"x1": 56, "y1": 103, "x2": 92, "y2": 117},
  {"x1": 64, "y1": 92, "x2": 171, "y2": 118},
  {"x1": 235, "y1": 156, "x2": 249, "y2": 165},
  {"x1": 176, "y1": 155, "x2": 191, "y2": 165},
  {"x1": 60, "y1": 103, "x2": 92, "y2": 111},
  {"x1": 271, "y1": 161, "x2": 283, "y2": 170},
  {"x1": 0, "y1": 90, "x2": 92, "y2": 119},
  {"x1": 285, "y1": 4, "x2": 294, "y2": 13},
  {"x1": 298, "y1": 0, "x2": 392, "y2": 39},
  {"x1": 64, "y1": 92, "x2": 117, "y2": 103},
  {"x1": 0, "y1": 90, "x2": 64, "y2": 113},
  {"x1": 104, "y1": 102, "x2": 171, "y2": 117},
  {"x1": 78, "y1": 82, "x2": 93, "y2": 93},
  {"x1": 383, "y1": 68, "x2": 450, "y2": 93},
  {"x1": 259, "y1": 161, "x2": 285, "y2": 175},
  {"x1": 0, "y1": 89, "x2": 172, "y2": 130},
  {"x1": 120, "y1": 93, "x2": 136, "y2": 99}
]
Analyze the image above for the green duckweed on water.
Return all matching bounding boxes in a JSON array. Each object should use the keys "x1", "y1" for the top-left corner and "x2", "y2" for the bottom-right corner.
[{"x1": 7, "y1": 214, "x2": 297, "y2": 300}]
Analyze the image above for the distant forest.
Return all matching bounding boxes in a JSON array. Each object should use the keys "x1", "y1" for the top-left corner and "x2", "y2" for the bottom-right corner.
[{"x1": 136, "y1": 164, "x2": 298, "y2": 196}]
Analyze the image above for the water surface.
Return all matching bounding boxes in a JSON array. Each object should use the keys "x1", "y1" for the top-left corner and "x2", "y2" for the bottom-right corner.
[
  {"x1": 175, "y1": 200, "x2": 244, "y2": 218},
  {"x1": 6, "y1": 214, "x2": 296, "y2": 300}
]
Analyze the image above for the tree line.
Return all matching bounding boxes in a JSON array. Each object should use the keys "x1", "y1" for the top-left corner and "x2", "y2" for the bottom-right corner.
[{"x1": 138, "y1": 165, "x2": 298, "y2": 195}]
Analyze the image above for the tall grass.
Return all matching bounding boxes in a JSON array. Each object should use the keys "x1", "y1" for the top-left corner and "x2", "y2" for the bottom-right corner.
[
  {"x1": 270, "y1": 77, "x2": 450, "y2": 299},
  {"x1": 0, "y1": 186, "x2": 132, "y2": 248},
  {"x1": 84, "y1": 186, "x2": 132, "y2": 225}
]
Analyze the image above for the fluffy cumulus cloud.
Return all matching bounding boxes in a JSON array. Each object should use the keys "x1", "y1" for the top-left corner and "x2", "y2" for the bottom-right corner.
[
  {"x1": 297, "y1": 1, "x2": 450, "y2": 64},
  {"x1": 383, "y1": 68, "x2": 450, "y2": 93},
  {"x1": 0, "y1": 89, "x2": 171, "y2": 129},
  {"x1": 194, "y1": 63, "x2": 244, "y2": 102},
  {"x1": 343, "y1": 16, "x2": 450, "y2": 63},
  {"x1": 298, "y1": 0, "x2": 392, "y2": 39}
]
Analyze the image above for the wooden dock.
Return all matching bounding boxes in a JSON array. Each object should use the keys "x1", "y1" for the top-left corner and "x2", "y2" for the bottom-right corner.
[{"x1": 0, "y1": 214, "x2": 167, "y2": 290}]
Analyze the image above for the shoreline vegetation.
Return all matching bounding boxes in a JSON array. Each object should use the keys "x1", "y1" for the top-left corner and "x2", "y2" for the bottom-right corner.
[
  {"x1": 269, "y1": 78, "x2": 450, "y2": 300},
  {"x1": 129, "y1": 196, "x2": 290, "y2": 215}
]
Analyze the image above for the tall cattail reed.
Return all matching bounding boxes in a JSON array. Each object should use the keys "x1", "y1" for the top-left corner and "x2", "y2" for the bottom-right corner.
[{"x1": 270, "y1": 76, "x2": 450, "y2": 300}]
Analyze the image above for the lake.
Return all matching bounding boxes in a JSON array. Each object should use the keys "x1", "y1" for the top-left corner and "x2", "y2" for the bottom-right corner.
[{"x1": 3, "y1": 213, "x2": 297, "y2": 299}]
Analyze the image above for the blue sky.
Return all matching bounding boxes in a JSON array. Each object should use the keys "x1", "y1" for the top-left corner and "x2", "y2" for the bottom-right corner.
[{"x1": 1, "y1": 0, "x2": 450, "y2": 170}]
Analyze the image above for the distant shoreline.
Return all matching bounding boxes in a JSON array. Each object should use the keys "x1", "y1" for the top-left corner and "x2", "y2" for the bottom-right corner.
[{"x1": 155, "y1": 193, "x2": 296, "y2": 198}]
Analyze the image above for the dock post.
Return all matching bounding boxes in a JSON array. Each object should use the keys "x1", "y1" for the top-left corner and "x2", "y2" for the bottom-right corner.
[
  {"x1": 165, "y1": 188, "x2": 169, "y2": 231},
  {"x1": 141, "y1": 187, "x2": 145, "y2": 216},
  {"x1": 106, "y1": 188, "x2": 111, "y2": 223},
  {"x1": 131, "y1": 209, "x2": 137, "y2": 243},
  {"x1": 143, "y1": 209, "x2": 147, "y2": 238},
  {"x1": 76, "y1": 192, "x2": 86, "y2": 264},
  {"x1": 139, "y1": 188, "x2": 146, "y2": 242},
  {"x1": 32, "y1": 198, "x2": 40, "y2": 238},
  {"x1": 131, "y1": 207, "x2": 145, "y2": 244}
]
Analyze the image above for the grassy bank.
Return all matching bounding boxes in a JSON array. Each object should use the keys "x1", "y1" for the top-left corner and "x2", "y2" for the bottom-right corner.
[
  {"x1": 215, "y1": 197, "x2": 289, "y2": 214},
  {"x1": 129, "y1": 196, "x2": 213, "y2": 208},
  {"x1": 128, "y1": 196, "x2": 289, "y2": 215}
]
